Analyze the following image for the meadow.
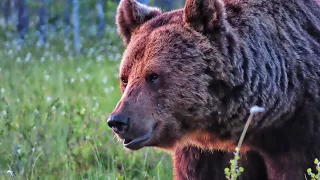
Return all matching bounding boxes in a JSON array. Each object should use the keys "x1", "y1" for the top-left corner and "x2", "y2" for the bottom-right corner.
[{"x1": 0, "y1": 15, "x2": 172, "y2": 180}]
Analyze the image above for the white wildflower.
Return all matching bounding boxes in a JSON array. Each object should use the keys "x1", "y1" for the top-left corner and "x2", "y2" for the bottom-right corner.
[
  {"x1": 2, "y1": 110, "x2": 7, "y2": 116},
  {"x1": 52, "y1": 106, "x2": 56, "y2": 111},
  {"x1": 25, "y1": 52, "x2": 31, "y2": 62},
  {"x1": 1, "y1": 88, "x2": 5, "y2": 94},
  {"x1": 45, "y1": 75, "x2": 50, "y2": 80},
  {"x1": 103, "y1": 76, "x2": 108, "y2": 84},
  {"x1": 34, "y1": 109, "x2": 39, "y2": 114},
  {"x1": 250, "y1": 106, "x2": 265, "y2": 114},
  {"x1": 61, "y1": 111, "x2": 66, "y2": 116},
  {"x1": 16, "y1": 57, "x2": 21, "y2": 63},
  {"x1": 7, "y1": 170, "x2": 14, "y2": 177},
  {"x1": 77, "y1": 67, "x2": 81, "y2": 73},
  {"x1": 46, "y1": 96, "x2": 52, "y2": 102}
]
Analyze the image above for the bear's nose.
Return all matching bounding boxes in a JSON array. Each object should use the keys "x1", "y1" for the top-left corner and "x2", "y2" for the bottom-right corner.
[{"x1": 107, "y1": 114, "x2": 130, "y2": 135}]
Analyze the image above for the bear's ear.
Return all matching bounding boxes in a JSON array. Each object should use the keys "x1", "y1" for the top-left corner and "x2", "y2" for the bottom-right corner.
[
  {"x1": 184, "y1": 0, "x2": 228, "y2": 34},
  {"x1": 116, "y1": 0, "x2": 162, "y2": 45}
]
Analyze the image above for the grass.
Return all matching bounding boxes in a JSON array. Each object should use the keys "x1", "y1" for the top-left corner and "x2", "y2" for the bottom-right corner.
[{"x1": 0, "y1": 19, "x2": 172, "y2": 179}]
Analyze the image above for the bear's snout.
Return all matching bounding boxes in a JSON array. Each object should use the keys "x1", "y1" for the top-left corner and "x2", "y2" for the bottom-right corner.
[{"x1": 107, "y1": 114, "x2": 130, "y2": 136}]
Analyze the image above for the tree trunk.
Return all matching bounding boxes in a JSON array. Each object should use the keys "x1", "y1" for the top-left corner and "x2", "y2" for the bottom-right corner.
[
  {"x1": 64, "y1": 0, "x2": 72, "y2": 38},
  {"x1": 137, "y1": 0, "x2": 149, "y2": 5},
  {"x1": 38, "y1": 0, "x2": 46, "y2": 43},
  {"x1": 4, "y1": 0, "x2": 11, "y2": 24},
  {"x1": 176, "y1": 0, "x2": 185, "y2": 8},
  {"x1": 17, "y1": 0, "x2": 29, "y2": 40},
  {"x1": 155, "y1": 0, "x2": 173, "y2": 11},
  {"x1": 96, "y1": 0, "x2": 106, "y2": 38},
  {"x1": 73, "y1": 0, "x2": 80, "y2": 54}
]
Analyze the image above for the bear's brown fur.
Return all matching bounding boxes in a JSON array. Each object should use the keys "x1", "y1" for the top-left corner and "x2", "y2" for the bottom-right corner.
[{"x1": 108, "y1": 0, "x2": 320, "y2": 179}]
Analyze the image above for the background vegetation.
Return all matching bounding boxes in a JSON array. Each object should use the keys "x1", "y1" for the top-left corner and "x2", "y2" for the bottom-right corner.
[{"x1": 0, "y1": 0, "x2": 185, "y2": 179}]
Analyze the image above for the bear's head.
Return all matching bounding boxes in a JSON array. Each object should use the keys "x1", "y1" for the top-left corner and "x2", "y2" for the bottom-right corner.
[{"x1": 108, "y1": 0, "x2": 245, "y2": 151}]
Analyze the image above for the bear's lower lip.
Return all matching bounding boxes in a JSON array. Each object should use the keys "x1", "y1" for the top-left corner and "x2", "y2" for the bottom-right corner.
[{"x1": 123, "y1": 129, "x2": 153, "y2": 150}]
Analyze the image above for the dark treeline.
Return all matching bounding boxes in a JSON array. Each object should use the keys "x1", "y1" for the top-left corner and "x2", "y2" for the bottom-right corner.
[{"x1": 0, "y1": 0, "x2": 185, "y2": 54}]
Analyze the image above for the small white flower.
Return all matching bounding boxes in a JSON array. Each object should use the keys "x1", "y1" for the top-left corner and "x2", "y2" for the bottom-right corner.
[
  {"x1": 41, "y1": 57, "x2": 46, "y2": 62},
  {"x1": 103, "y1": 76, "x2": 108, "y2": 84},
  {"x1": 25, "y1": 52, "x2": 31, "y2": 62},
  {"x1": 17, "y1": 148, "x2": 21, "y2": 154},
  {"x1": 1, "y1": 88, "x2": 5, "y2": 94},
  {"x1": 34, "y1": 109, "x2": 39, "y2": 114},
  {"x1": 77, "y1": 67, "x2": 81, "y2": 73},
  {"x1": 2, "y1": 110, "x2": 7, "y2": 116},
  {"x1": 17, "y1": 98, "x2": 20, "y2": 102},
  {"x1": 52, "y1": 106, "x2": 56, "y2": 111},
  {"x1": 96, "y1": 55, "x2": 103, "y2": 62},
  {"x1": 80, "y1": 108, "x2": 86, "y2": 114},
  {"x1": 8, "y1": 49, "x2": 13, "y2": 55},
  {"x1": 45, "y1": 75, "x2": 50, "y2": 80},
  {"x1": 70, "y1": 78, "x2": 75, "y2": 83},
  {"x1": 84, "y1": 74, "x2": 90, "y2": 79},
  {"x1": 46, "y1": 96, "x2": 52, "y2": 102},
  {"x1": 33, "y1": 126, "x2": 37, "y2": 130},
  {"x1": 7, "y1": 170, "x2": 14, "y2": 177},
  {"x1": 85, "y1": 136, "x2": 91, "y2": 140},
  {"x1": 32, "y1": 147, "x2": 35, "y2": 152},
  {"x1": 16, "y1": 57, "x2": 21, "y2": 63},
  {"x1": 250, "y1": 106, "x2": 265, "y2": 114},
  {"x1": 61, "y1": 111, "x2": 66, "y2": 116}
]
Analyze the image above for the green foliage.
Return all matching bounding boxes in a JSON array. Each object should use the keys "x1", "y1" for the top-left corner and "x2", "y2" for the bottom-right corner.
[
  {"x1": 307, "y1": 158, "x2": 320, "y2": 180},
  {"x1": 0, "y1": 17, "x2": 172, "y2": 180},
  {"x1": 224, "y1": 147, "x2": 244, "y2": 180}
]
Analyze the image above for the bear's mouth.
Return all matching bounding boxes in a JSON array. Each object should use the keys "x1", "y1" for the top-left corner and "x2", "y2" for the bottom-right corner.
[{"x1": 123, "y1": 129, "x2": 153, "y2": 150}]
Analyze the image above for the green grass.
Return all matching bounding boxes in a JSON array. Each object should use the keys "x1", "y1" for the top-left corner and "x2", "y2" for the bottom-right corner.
[{"x1": 0, "y1": 23, "x2": 172, "y2": 179}]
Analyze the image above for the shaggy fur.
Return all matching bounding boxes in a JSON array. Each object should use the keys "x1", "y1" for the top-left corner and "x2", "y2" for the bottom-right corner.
[
  {"x1": 174, "y1": 146, "x2": 268, "y2": 180},
  {"x1": 109, "y1": 0, "x2": 320, "y2": 179}
]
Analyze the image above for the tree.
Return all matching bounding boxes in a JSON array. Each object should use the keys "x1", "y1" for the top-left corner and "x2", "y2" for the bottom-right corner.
[
  {"x1": 73, "y1": 0, "x2": 81, "y2": 54},
  {"x1": 96, "y1": 0, "x2": 106, "y2": 38},
  {"x1": 138, "y1": 0, "x2": 149, "y2": 5},
  {"x1": 3, "y1": 0, "x2": 11, "y2": 24},
  {"x1": 17, "y1": 0, "x2": 29, "y2": 40},
  {"x1": 38, "y1": 0, "x2": 47, "y2": 44},
  {"x1": 64, "y1": 0, "x2": 72, "y2": 38},
  {"x1": 155, "y1": 0, "x2": 173, "y2": 11}
]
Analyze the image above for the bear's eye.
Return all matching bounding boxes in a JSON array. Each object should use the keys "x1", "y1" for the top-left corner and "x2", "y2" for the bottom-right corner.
[
  {"x1": 146, "y1": 73, "x2": 159, "y2": 84},
  {"x1": 121, "y1": 77, "x2": 128, "y2": 87}
]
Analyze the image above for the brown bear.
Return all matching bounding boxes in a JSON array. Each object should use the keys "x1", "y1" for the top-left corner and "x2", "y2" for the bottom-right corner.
[{"x1": 107, "y1": 0, "x2": 320, "y2": 179}]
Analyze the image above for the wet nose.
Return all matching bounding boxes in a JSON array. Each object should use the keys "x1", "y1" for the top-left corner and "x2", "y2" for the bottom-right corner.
[{"x1": 107, "y1": 114, "x2": 130, "y2": 135}]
